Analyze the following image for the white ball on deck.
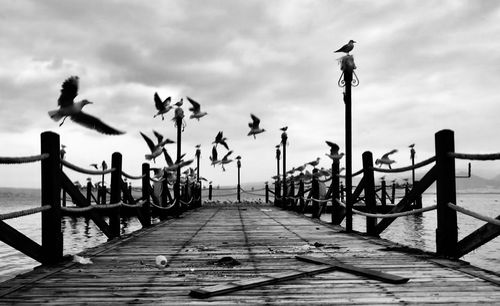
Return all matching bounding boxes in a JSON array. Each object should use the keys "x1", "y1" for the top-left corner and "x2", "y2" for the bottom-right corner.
[{"x1": 155, "y1": 255, "x2": 168, "y2": 268}]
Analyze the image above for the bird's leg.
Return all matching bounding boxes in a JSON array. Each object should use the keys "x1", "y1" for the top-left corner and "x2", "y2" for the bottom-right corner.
[
  {"x1": 389, "y1": 165, "x2": 392, "y2": 169},
  {"x1": 59, "y1": 116, "x2": 68, "y2": 127},
  {"x1": 161, "y1": 115, "x2": 164, "y2": 121},
  {"x1": 253, "y1": 135, "x2": 256, "y2": 139}
]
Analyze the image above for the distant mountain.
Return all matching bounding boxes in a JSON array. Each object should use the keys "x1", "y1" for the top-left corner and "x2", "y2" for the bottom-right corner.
[{"x1": 455, "y1": 173, "x2": 500, "y2": 192}]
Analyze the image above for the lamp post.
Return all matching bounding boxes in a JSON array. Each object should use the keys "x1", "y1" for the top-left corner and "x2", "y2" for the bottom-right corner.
[
  {"x1": 173, "y1": 106, "x2": 184, "y2": 213},
  {"x1": 275, "y1": 144, "x2": 281, "y2": 205},
  {"x1": 281, "y1": 132, "x2": 288, "y2": 207},
  {"x1": 236, "y1": 156, "x2": 241, "y2": 203},
  {"x1": 195, "y1": 145, "x2": 201, "y2": 207},
  {"x1": 338, "y1": 54, "x2": 358, "y2": 232}
]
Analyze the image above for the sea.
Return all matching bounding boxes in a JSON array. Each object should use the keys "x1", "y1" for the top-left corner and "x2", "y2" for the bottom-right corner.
[{"x1": 0, "y1": 185, "x2": 498, "y2": 283}]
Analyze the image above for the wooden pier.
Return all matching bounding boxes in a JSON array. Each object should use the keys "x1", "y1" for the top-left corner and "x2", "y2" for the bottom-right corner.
[{"x1": 1, "y1": 202, "x2": 499, "y2": 305}]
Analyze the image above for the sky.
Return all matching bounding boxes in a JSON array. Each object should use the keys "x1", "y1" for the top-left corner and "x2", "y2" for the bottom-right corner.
[{"x1": 1, "y1": 0, "x2": 500, "y2": 189}]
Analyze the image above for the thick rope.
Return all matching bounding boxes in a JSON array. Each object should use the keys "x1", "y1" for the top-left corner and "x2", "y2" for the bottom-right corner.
[
  {"x1": 121, "y1": 200, "x2": 146, "y2": 208},
  {"x1": 450, "y1": 152, "x2": 500, "y2": 161},
  {"x1": 179, "y1": 197, "x2": 194, "y2": 205},
  {"x1": 0, "y1": 153, "x2": 49, "y2": 165},
  {"x1": 61, "y1": 159, "x2": 115, "y2": 175},
  {"x1": 0, "y1": 205, "x2": 51, "y2": 220},
  {"x1": 351, "y1": 169, "x2": 363, "y2": 177},
  {"x1": 122, "y1": 171, "x2": 145, "y2": 180},
  {"x1": 373, "y1": 156, "x2": 436, "y2": 173},
  {"x1": 150, "y1": 201, "x2": 176, "y2": 210},
  {"x1": 336, "y1": 198, "x2": 437, "y2": 218},
  {"x1": 241, "y1": 191, "x2": 266, "y2": 197},
  {"x1": 447, "y1": 202, "x2": 500, "y2": 226}
]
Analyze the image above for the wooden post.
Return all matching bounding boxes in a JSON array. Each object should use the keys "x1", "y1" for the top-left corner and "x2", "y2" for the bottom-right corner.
[
  {"x1": 381, "y1": 179, "x2": 387, "y2": 207},
  {"x1": 196, "y1": 147, "x2": 201, "y2": 207},
  {"x1": 341, "y1": 56, "x2": 356, "y2": 232},
  {"x1": 414, "y1": 180, "x2": 422, "y2": 209},
  {"x1": 298, "y1": 179, "x2": 305, "y2": 212},
  {"x1": 391, "y1": 181, "x2": 396, "y2": 204},
  {"x1": 311, "y1": 174, "x2": 320, "y2": 218},
  {"x1": 141, "y1": 163, "x2": 151, "y2": 227},
  {"x1": 362, "y1": 151, "x2": 377, "y2": 235},
  {"x1": 40, "y1": 131, "x2": 63, "y2": 264},
  {"x1": 86, "y1": 181, "x2": 93, "y2": 205},
  {"x1": 237, "y1": 157, "x2": 241, "y2": 203},
  {"x1": 208, "y1": 183, "x2": 212, "y2": 200},
  {"x1": 435, "y1": 129, "x2": 457, "y2": 257},
  {"x1": 329, "y1": 143, "x2": 342, "y2": 224},
  {"x1": 289, "y1": 179, "x2": 295, "y2": 210},
  {"x1": 174, "y1": 107, "x2": 184, "y2": 215},
  {"x1": 281, "y1": 132, "x2": 288, "y2": 209},
  {"x1": 109, "y1": 152, "x2": 122, "y2": 238},
  {"x1": 265, "y1": 182, "x2": 269, "y2": 203},
  {"x1": 340, "y1": 182, "x2": 345, "y2": 202},
  {"x1": 275, "y1": 146, "x2": 281, "y2": 206}
]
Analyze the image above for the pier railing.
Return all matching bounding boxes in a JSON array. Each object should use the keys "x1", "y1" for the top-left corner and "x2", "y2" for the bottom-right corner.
[
  {"x1": 273, "y1": 129, "x2": 500, "y2": 259},
  {"x1": 0, "y1": 131, "x2": 201, "y2": 265}
]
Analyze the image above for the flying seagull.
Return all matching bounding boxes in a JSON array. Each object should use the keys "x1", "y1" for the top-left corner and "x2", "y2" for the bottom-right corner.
[
  {"x1": 48, "y1": 76, "x2": 124, "y2": 135},
  {"x1": 375, "y1": 149, "x2": 398, "y2": 169},
  {"x1": 187, "y1": 96, "x2": 207, "y2": 120},
  {"x1": 153, "y1": 92, "x2": 172, "y2": 120},
  {"x1": 209, "y1": 145, "x2": 220, "y2": 166},
  {"x1": 140, "y1": 131, "x2": 174, "y2": 162},
  {"x1": 219, "y1": 150, "x2": 233, "y2": 171},
  {"x1": 247, "y1": 114, "x2": 265, "y2": 139},
  {"x1": 334, "y1": 40, "x2": 356, "y2": 54},
  {"x1": 213, "y1": 131, "x2": 229, "y2": 150}
]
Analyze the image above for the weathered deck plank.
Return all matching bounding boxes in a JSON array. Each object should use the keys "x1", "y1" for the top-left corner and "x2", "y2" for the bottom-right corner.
[{"x1": 0, "y1": 202, "x2": 499, "y2": 305}]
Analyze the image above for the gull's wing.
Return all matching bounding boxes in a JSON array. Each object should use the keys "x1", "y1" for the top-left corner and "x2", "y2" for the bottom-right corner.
[
  {"x1": 186, "y1": 96, "x2": 200, "y2": 112},
  {"x1": 220, "y1": 140, "x2": 229, "y2": 151},
  {"x1": 70, "y1": 112, "x2": 124, "y2": 135},
  {"x1": 250, "y1": 114, "x2": 260, "y2": 127},
  {"x1": 152, "y1": 130, "x2": 164, "y2": 144},
  {"x1": 140, "y1": 132, "x2": 156, "y2": 152},
  {"x1": 162, "y1": 148, "x2": 174, "y2": 167},
  {"x1": 215, "y1": 131, "x2": 222, "y2": 142},
  {"x1": 382, "y1": 149, "x2": 398, "y2": 158},
  {"x1": 223, "y1": 150, "x2": 233, "y2": 160},
  {"x1": 154, "y1": 92, "x2": 165, "y2": 111},
  {"x1": 212, "y1": 146, "x2": 218, "y2": 161},
  {"x1": 58, "y1": 76, "x2": 79, "y2": 107}
]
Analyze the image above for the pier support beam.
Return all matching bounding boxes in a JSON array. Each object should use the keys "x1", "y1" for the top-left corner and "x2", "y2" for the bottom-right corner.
[
  {"x1": 141, "y1": 163, "x2": 151, "y2": 227},
  {"x1": 41, "y1": 131, "x2": 63, "y2": 264},
  {"x1": 362, "y1": 151, "x2": 377, "y2": 236},
  {"x1": 435, "y1": 129, "x2": 457, "y2": 257}
]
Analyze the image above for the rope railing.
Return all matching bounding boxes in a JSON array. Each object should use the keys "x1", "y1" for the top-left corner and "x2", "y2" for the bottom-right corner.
[
  {"x1": 450, "y1": 152, "x2": 500, "y2": 161},
  {"x1": 0, "y1": 205, "x2": 52, "y2": 220},
  {"x1": 60, "y1": 200, "x2": 147, "y2": 214},
  {"x1": 0, "y1": 153, "x2": 49, "y2": 165},
  {"x1": 240, "y1": 187, "x2": 266, "y2": 193},
  {"x1": 352, "y1": 169, "x2": 363, "y2": 177},
  {"x1": 150, "y1": 201, "x2": 176, "y2": 211},
  {"x1": 335, "y1": 199, "x2": 436, "y2": 218},
  {"x1": 122, "y1": 171, "x2": 145, "y2": 180},
  {"x1": 373, "y1": 156, "x2": 436, "y2": 173},
  {"x1": 61, "y1": 159, "x2": 115, "y2": 175},
  {"x1": 241, "y1": 191, "x2": 266, "y2": 197},
  {"x1": 179, "y1": 197, "x2": 194, "y2": 205},
  {"x1": 447, "y1": 202, "x2": 500, "y2": 227}
]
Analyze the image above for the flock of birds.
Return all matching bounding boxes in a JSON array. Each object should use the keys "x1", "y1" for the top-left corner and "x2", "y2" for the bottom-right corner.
[
  {"x1": 48, "y1": 75, "x2": 268, "y2": 184},
  {"x1": 48, "y1": 41, "x2": 411, "y2": 186}
]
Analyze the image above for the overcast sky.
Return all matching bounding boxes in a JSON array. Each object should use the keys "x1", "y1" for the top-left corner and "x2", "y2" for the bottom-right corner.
[{"x1": 1, "y1": 0, "x2": 500, "y2": 188}]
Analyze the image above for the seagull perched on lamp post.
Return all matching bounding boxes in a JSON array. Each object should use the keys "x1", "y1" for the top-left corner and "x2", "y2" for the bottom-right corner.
[
  {"x1": 48, "y1": 76, "x2": 125, "y2": 135},
  {"x1": 334, "y1": 40, "x2": 356, "y2": 55}
]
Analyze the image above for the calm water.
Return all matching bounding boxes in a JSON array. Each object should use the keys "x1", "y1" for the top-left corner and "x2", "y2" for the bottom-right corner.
[{"x1": 0, "y1": 186, "x2": 498, "y2": 283}]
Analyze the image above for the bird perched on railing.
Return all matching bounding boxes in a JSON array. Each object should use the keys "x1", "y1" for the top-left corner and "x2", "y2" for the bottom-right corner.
[
  {"x1": 213, "y1": 131, "x2": 229, "y2": 150},
  {"x1": 247, "y1": 114, "x2": 265, "y2": 139},
  {"x1": 307, "y1": 157, "x2": 321, "y2": 168},
  {"x1": 375, "y1": 149, "x2": 398, "y2": 169},
  {"x1": 334, "y1": 40, "x2": 356, "y2": 55},
  {"x1": 186, "y1": 97, "x2": 207, "y2": 120},
  {"x1": 48, "y1": 76, "x2": 124, "y2": 135},
  {"x1": 140, "y1": 131, "x2": 175, "y2": 162},
  {"x1": 153, "y1": 93, "x2": 172, "y2": 120}
]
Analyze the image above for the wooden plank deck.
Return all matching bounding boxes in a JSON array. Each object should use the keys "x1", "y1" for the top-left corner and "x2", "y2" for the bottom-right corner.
[{"x1": 1, "y1": 202, "x2": 499, "y2": 305}]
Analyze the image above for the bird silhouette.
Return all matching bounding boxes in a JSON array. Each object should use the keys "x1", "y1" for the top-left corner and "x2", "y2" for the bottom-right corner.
[
  {"x1": 307, "y1": 157, "x2": 321, "y2": 168},
  {"x1": 334, "y1": 40, "x2": 356, "y2": 54},
  {"x1": 48, "y1": 76, "x2": 124, "y2": 135},
  {"x1": 375, "y1": 149, "x2": 398, "y2": 169},
  {"x1": 153, "y1": 92, "x2": 172, "y2": 120},
  {"x1": 174, "y1": 98, "x2": 183, "y2": 107},
  {"x1": 209, "y1": 146, "x2": 220, "y2": 166},
  {"x1": 247, "y1": 114, "x2": 265, "y2": 139},
  {"x1": 280, "y1": 126, "x2": 288, "y2": 132},
  {"x1": 187, "y1": 96, "x2": 207, "y2": 120},
  {"x1": 213, "y1": 131, "x2": 229, "y2": 150},
  {"x1": 219, "y1": 150, "x2": 233, "y2": 171},
  {"x1": 325, "y1": 152, "x2": 345, "y2": 160},
  {"x1": 140, "y1": 131, "x2": 174, "y2": 162}
]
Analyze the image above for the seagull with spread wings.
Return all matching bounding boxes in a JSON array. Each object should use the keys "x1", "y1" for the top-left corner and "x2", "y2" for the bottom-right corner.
[
  {"x1": 187, "y1": 96, "x2": 207, "y2": 120},
  {"x1": 247, "y1": 114, "x2": 265, "y2": 139},
  {"x1": 212, "y1": 131, "x2": 229, "y2": 150},
  {"x1": 153, "y1": 92, "x2": 173, "y2": 120},
  {"x1": 219, "y1": 150, "x2": 233, "y2": 171},
  {"x1": 48, "y1": 76, "x2": 124, "y2": 135},
  {"x1": 375, "y1": 149, "x2": 398, "y2": 169},
  {"x1": 140, "y1": 131, "x2": 174, "y2": 162}
]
